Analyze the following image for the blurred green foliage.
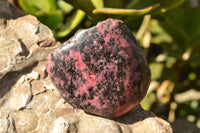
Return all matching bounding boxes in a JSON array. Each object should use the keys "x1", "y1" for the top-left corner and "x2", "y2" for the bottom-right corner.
[{"x1": 16, "y1": 0, "x2": 200, "y2": 128}]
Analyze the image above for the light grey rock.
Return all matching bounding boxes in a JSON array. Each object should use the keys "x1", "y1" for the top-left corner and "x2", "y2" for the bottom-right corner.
[
  {"x1": 10, "y1": 81, "x2": 32, "y2": 110},
  {"x1": 0, "y1": 0, "x2": 59, "y2": 81},
  {"x1": 52, "y1": 117, "x2": 76, "y2": 133},
  {"x1": 0, "y1": 118, "x2": 9, "y2": 132}
]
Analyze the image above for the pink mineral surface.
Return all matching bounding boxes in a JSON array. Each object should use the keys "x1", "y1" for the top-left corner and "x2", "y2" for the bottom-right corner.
[{"x1": 46, "y1": 18, "x2": 151, "y2": 118}]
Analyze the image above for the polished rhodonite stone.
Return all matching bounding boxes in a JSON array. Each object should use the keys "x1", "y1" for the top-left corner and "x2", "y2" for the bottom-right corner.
[{"x1": 46, "y1": 18, "x2": 151, "y2": 118}]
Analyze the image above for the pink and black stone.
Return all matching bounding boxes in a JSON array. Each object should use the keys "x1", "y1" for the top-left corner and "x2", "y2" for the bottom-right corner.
[{"x1": 46, "y1": 19, "x2": 151, "y2": 118}]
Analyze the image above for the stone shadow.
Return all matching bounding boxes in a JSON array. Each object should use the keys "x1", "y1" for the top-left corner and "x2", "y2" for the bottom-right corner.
[{"x1": 112, "y1": 104, "x2": 156, "y2": 124}]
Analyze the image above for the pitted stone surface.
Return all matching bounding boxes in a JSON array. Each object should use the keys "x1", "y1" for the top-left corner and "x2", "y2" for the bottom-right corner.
[
  {"x1": 47, "y1": 19, "x2": 151, "y2": 118},
  {"x1": 10, "y1": 81, "x2": 32, "y2": 110},
  {"x1": 0, "y1": 0, "x2": 59, "y2": 81},
  {"x1": 0, "y1": 117, "x2": 9, "y2": 132},
  {"x1": 12, "y1": 110, "x2": 39, "y2": 132}
]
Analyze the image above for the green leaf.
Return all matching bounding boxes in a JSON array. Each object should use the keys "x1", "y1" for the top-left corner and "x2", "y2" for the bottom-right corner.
[
  {"x1": 159, "y1": 20, "x2": 190, "y2": 45},
  {"x1": 160, "y1": 3, "x2": 200, "y2": 55},
  {"x1": 36, "y1": 11, "x2": 63, "y2": 30},
  {"x1": 127, "y1": 0, "x2": 185, "y2": 13},
  {"x1": 93, "y1": 4, "x2": 159, "y2": 16},
  {"x1": 91, "y1": 0, "x2": 104, "y2": 8},
  {"x1": 158, "y1": 4, "x2": 200, "y2": 46},
  {"x1": 64, "y1": 0, "x2": 159, "y2": 21},
  {"x1": 64, "y1": 0, "x2": 105, "y2": 20},
  {"x1": 141, "y1": 92, "x2": 156, "y2": 110},
  {"x1": 148, "y1": 19, "x2": 173, "y2": 44},
  {"x1": 178, "y1": 9, "x2": 200, "y2": 40},
  {"x1": 56, "y1": 10, "x2": 85, "y2": 38},
  {"x1": 150, "y1": 63, "x2": 164, "y2": 80},
  {"x1": 159, "y1": 0, "x2": 185, "y2": 13},
  {"x1": 104, "y1": 0, "x2": 128, "y2": 8},
  {"x1": 64, "y1": 0, "x2": 185, "y2": 21},
  {"x1": 150, "y1": 62, "x2": 176, "y2": 81},
  {"x1": 57, "y1": 0, "x2": 74, "y2": 14},
  {"x1": 19, "y1": 0, "x2": 57, "y2": 15}
]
